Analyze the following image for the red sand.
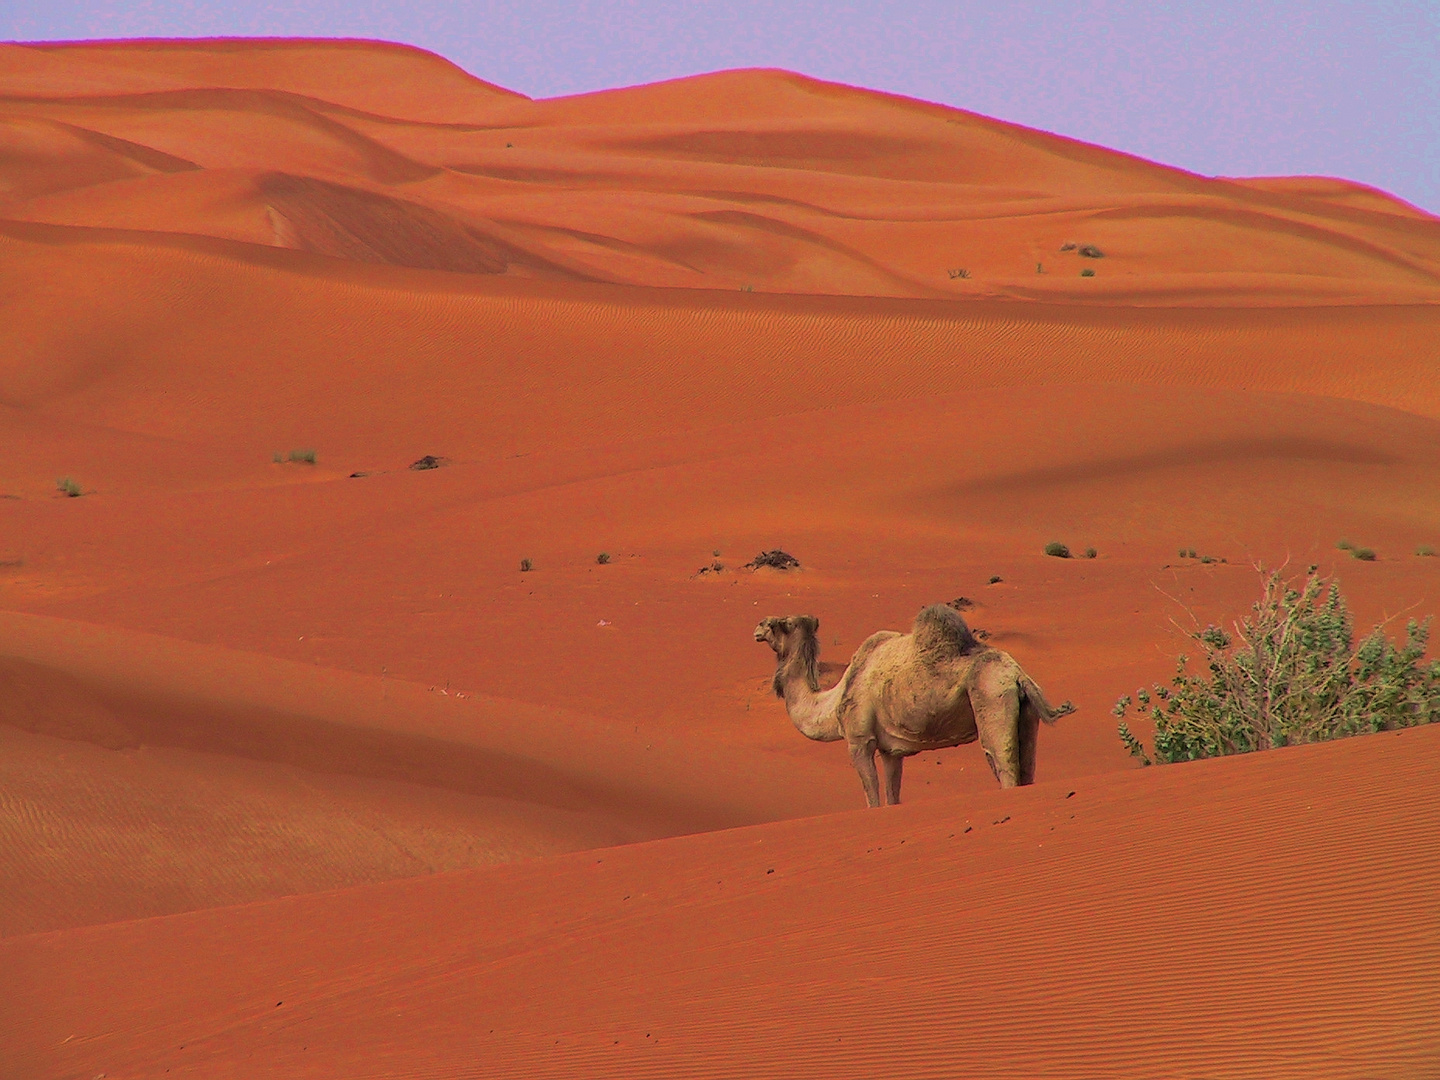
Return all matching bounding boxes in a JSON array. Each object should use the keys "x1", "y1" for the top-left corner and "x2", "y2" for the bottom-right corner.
[{"x1": 2, "y1": 38, "x2": 1438, "y2": 1077}]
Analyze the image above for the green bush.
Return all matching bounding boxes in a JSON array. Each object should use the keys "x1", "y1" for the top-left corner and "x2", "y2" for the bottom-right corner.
[
  {"x1": 1080, "y1": 268, "x2": 1096, "y2": 278},
  {"x1": 1084, "y1": 547, "x2": 1097, "y2": 559},
  {"x1": 519, "y1": 558, "x2": 533, "y2": 572},
  {"x1": 1044, "y1": 541, "x2": 1071, "y2": 558},
  {"x1": 596, "y1": 552, "x2": 611, "y2": 565},
  {"x1": 56, "y1": 477, "x2": 82, "y2": 498},
  {"x1": 1418, "y1": 545, "x2": 1436, "y2": 557},
  {"x1": 1351, "y1": 547, "x2": 1377, "y2": 561},
  {"x1": 1336, "y1": 538, "x2": 1355, "y2": 551},
  {"x1": 1115, "y1": 566, "x2": 1439, "y2": 765},
  {"x1": 988, "y1": 575, "x2": 1003, "y2": 584}
]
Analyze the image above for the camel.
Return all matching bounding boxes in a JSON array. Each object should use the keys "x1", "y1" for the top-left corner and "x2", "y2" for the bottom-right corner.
[{"x1": 754, "y1": 604, "x2": 1068, "y2": 807}]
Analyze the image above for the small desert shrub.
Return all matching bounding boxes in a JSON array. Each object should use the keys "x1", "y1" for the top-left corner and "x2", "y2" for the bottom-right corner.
[
  {"x1": 948, "y1": 268, "x2": 970, "y2": 280},
  {"x1": 596, "y1": 552, "x2": 611, "y2": 565},
  {"x1": 277, "y1": 449, "x2": 316, "y2": 465},
  {"x1": 1080, "y1": 268, "x2": 1096, "y2": 278},
  {"x1": 1115, "y1": 565, "x2": 1439, "y2": 766},
  {"x1": 1044, "y1": 541, "x2": 1071, "y2": 558},
  {"x1": 1418, "y1": 545, "x2": 1436, "y2": 557},
  {"x1": 1084, "y1": 547, "x2": 1097, "y2": 559},
  {"x1": 1078, "y1": 244, "x2": 1104, "y2": 259},
  {"x1": 519, "y1": 558, "x2": 533, "y2": 572},
  {"x1": 56, "y1": 477, "x2": 82, "y2": 497},
  {"x1": 988, "y1": 575, "x2": 1003, "y2": 584},
  {"x1": 1336, "y1": 538, "x2": 1355, "y2": 551},
  {"x1": 1351, "y1": 547, "x2": 1377, "y2": 561}
]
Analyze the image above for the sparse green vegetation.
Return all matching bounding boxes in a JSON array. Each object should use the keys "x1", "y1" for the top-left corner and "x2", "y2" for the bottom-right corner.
[
  {"x1": 275, "y1": 449, "x2": 317, "y2": 465},
  {"x1": 1044, "y1": 542, "x2": 1071, "y2": 558},
  {"x1": 56, "y1": 477, "x2": 82, "y2": 498},
  {"x1": 519, "y1": 558, "x2": 533, "y2": 572},
  {"x1": 1115, "y1": 565, "x2": 1439, "y2": 766},
  {"x1": 948, "y1": 268, "x2": 970, "y2": 280},
  {"x1": 1418, "y1": 545, "x2": 1436, "y2": 557},
  {"x1": 1084, "y1": 547, "x2": 1097, "y2": 559},
  {"x1": 1080, "y1": 268, "x2": 1096, "y2": 278},
  {"x1": 1337, "y1": 538, "x2": 1377, "y2": 560},
  {"x1": 988, "y1": 575, "x2": 1003, "y2": 584},
  {"x1": 1178, "y1": 549, "x2": 1226, "y2": 564},
  {"x1": 596, "y1": 552, "x2": 611, "y2": 565}
]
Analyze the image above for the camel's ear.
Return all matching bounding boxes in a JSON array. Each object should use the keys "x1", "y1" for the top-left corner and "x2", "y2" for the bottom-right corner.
[{"x1": 798, "y1": 615, "x2": 819, "y2": 635}]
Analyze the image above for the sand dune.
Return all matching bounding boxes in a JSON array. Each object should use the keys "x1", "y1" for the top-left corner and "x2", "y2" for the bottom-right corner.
[
  {"x1": 2, "y1": 40, "x2": 1437, "y2": 302},
  {"x1": 2, "y1": 37, "x2": 1438, "y2": 1078},
  {"x1": 8, "y1": 723, "x2": 1438, "y2": 1078}
]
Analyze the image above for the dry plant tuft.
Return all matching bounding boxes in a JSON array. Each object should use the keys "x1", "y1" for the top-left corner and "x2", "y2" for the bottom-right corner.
[{"x1": 1115, "y1": 565, "x2": 1439, "y2": 765}]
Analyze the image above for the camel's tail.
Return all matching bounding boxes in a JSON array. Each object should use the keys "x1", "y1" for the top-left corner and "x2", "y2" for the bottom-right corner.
[{"x1": 1018, "y1": 671, "x2": 1072, "y2": 725}]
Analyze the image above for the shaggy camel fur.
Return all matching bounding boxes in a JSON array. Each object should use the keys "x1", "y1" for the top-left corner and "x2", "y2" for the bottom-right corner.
[{"x1": 755, "y1": 605, "x2": 1067, "y2": 807}]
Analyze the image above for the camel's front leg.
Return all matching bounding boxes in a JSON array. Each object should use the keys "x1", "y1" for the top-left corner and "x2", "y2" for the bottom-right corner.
[
  {"x1": 849, "y1": 741, "x2": 882, "y2": 807},
  {"x1": 879, "y1": 752, "x2": 904, "y2": 806}
]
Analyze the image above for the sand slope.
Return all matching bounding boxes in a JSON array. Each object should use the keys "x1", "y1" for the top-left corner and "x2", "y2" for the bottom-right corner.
[
  {"x1": 2, "y1": 37, "x2": 1439, "y2": 1078},
  {"x1": 8, "y1": 723, "x2": 1438, "y2": 1079},
  {"x1": 2, "y1": 40, "x2": 1437, "y2": 303}
]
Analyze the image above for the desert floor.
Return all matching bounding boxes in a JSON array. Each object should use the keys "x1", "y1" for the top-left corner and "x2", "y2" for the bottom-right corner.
[{"x1": 3, "y1": 39, "x2": 1438, "y2": 1079}]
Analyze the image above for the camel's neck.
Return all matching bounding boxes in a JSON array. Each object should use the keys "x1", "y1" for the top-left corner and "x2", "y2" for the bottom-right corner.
[{"x1": 776, "y1": 652, "x2": 844, "y2": 742}]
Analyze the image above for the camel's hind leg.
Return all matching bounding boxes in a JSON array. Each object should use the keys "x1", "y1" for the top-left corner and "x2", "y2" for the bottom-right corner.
[
  {"x1": 972, "y1": 672, "x2": 1023, "y2": 788},
  {"x1": 1017, "y1": 706, "x2": 1042, "y2": 785},
  {"x1": 849, "y1": 741, "x2": 883, "y2": 808},
  {"x1": 879, "y1": 753, "x2": 904, "y2": 806}
]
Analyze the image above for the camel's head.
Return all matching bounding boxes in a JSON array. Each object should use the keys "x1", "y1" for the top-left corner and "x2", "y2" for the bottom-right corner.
[
  {"x1": 754, "y1": 614, "x2": 819, "y2": 652},
  {"x1": 754, "y1": 615, "x2": 821, "y2": 694}
]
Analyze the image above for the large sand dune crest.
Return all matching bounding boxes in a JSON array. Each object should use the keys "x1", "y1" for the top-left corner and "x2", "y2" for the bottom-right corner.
[{"x1": 2, "y1": 40, "x2": 1437, "y2": 302}]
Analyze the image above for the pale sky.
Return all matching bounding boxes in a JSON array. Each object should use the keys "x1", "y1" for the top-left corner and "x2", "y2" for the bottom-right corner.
[{"x1": 8, "y1": 1, "x2": 1438, "y2": 214}]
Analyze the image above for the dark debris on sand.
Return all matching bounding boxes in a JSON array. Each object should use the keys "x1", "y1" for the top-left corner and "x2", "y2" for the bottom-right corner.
[{"x1": 747, "y1": 549, "x2": 800, "y2": 570}]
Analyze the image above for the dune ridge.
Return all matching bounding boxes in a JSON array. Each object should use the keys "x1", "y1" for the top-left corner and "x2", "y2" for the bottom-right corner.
[{"x1": 1, "y1": 40, "x2": 1436, "y2": 303}]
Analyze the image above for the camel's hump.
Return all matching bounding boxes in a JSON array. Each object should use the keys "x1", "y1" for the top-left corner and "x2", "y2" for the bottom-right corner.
[{"x1": 912, "y1": 604, "x2": 979, "y2": 658}]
